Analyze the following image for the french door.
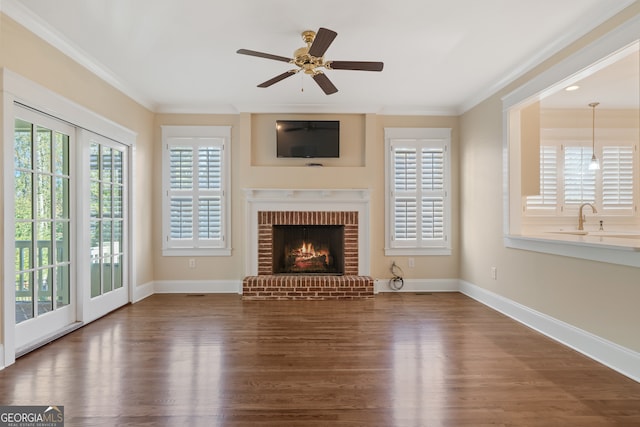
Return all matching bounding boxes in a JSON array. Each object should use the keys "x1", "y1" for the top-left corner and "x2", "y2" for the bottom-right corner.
[
  {"x1": 14, "y1": 108, "x2": 76, "y2": 349},
  {"x1": 13, "y1": 108, "x2": 130, "y2": 350},
  {"x1": 80, "y1": 131, "x2": 129, "y2": 323}
]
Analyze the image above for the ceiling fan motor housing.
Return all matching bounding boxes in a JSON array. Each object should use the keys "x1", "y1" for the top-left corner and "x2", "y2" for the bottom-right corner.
[
  {"x1": 293, "y1": 48, "x2": 324, "y2": 74},
  {"x1": 294, "y1": 31, "x2": 325, "y2": 74}
]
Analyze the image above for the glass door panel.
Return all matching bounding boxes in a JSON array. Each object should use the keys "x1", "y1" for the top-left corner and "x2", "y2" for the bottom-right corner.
[
  {"x1": 14, "y1": 118, "x2": 71, "y2": 324},
  {"x1": 88, "y1": 139, "x2": 126, "y2": 299},
  {"x1": 14, "y1": 108, "x2": 75, "y2": 351}
]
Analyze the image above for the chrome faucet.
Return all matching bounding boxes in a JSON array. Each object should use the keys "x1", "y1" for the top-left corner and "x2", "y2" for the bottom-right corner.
[{"x1": 578, "y1": 203, "x2": 597, "y2": 230}]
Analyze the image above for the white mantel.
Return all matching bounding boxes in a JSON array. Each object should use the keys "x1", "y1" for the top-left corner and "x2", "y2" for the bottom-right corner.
[{"x1": 244, "y1": 188, "x2": 371, "y2": 276}]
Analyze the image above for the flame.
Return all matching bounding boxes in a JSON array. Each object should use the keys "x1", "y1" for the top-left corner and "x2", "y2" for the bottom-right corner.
[
  {"x1": 301, "y1": 242, "x2": 312, "y2": 255},
  {"x1": 287, "y1": 240, "x2": 332, "y2": 271},
  {"x1": 294, "y1": 241, "x2": 329, "y2": 260}
]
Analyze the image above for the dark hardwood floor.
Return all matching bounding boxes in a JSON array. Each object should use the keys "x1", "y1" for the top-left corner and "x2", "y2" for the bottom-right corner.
[{"x1": 1, "y1": 292, "x2": 639, "y2": 426}]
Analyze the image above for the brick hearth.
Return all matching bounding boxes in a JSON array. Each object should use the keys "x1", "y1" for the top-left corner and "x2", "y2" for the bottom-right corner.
[
  {"x1": 243, "y1": 210, "x2": 373, "y2": 300},
  {"x1": 242, "y1": 275, "x2": 374, "y2": 300}
]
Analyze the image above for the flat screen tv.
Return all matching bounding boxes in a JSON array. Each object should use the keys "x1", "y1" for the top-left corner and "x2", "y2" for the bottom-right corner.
[{"x1": 276, "y1": 120, "x2": 339, "y2": 158}]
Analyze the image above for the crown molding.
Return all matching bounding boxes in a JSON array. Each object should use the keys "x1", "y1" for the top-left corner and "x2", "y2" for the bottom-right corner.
[
  {"x1": 1, "y1": 0, "x2": 157, "y2": 111},
  {"x1": 458, "y1": 0, "x2": 638, "y2": 114}
]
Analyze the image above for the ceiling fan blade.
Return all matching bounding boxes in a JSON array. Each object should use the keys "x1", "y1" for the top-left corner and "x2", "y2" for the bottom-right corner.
[
  {"x1": 257, "y1": 70, "x2": 297, "y2": 88},
  {"x1": 328, "y1": 61, "x2": 384, "y2": 71},
  {"x1": 312, "y1": 73, "x2": 338, "y2": 95},
  {"x1": 308, "y1": 28, "x2": 338, "y2": 57},
  {"x1": 237, "y1": 49, "x2": 292, "y2": 63}
]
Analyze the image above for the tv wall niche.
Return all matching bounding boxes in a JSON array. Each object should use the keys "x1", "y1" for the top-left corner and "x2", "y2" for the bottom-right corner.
[{"x1": 251, "y1": 113, "x2": 366, "y2": 167}]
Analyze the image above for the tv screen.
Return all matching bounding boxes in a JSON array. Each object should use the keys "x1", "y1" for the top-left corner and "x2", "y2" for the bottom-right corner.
[{"x1": 276, "y1": 120, "x2": 340, "y2": 158}]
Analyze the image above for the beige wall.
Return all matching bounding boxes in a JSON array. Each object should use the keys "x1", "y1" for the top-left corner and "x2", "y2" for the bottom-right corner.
[
  {"x1": 460, "y1": 3, "x2": 640, "y2": 352},
  {"x1": 153, "y1": 113, "x2": 460, "y2": 281},
  {"x1": 520, "y1": 102, "x2": 540, "y2": 197}
]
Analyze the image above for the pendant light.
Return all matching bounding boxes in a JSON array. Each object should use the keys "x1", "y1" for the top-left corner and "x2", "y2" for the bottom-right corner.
[{"x1": 588, "y1": 102, "x2": 600, "y2": 170}]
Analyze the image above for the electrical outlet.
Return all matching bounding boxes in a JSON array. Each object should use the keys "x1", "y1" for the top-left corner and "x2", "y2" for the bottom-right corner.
[
  {"x1": 491, "y1": 266, "x2": 497, "y2": 280},
  {"x1": 408, "y1": 258, "x2": 415, "y2": 268},
  {"x1": 188, "y1": 258, "x2": 196, "y2": 269}
]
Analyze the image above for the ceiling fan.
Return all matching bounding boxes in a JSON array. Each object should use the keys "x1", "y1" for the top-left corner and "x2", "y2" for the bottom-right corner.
[{"x1": 237, "y1": 27, "x2": 384, "y2": 95}]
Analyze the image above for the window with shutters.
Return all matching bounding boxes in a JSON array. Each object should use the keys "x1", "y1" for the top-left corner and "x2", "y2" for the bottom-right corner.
[
  {"x1": 161, "y1": 126, "x2": 231, "y2": 256},
  {"x1": 525, "y1": 145, "x2": 558, "y2": 213},
  {"x1": 525, "y1": 140, "x2": 637, "y2": 216},
  {"x1": 384, "y1": 128, "x2": 451, "y2": 255}
]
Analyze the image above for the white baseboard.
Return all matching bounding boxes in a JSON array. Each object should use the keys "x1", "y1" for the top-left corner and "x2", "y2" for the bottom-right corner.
[
  {"x1": 153, "y1": 280, "x2": 242, "y2": 294},
  {"x1": 374, "y1": 278, "x2": 459, "y2": 293},
  {"x1": 132, "y1": 280, "x2": 155, "y2": 303},
  {"x1": 459, "y1": 280, "x2": 640, "y2": 383}
]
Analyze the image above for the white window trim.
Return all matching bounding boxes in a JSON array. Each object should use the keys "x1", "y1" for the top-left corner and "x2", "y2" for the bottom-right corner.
[
  {"x1": 384, "y1": 127, "x2": 452, "y2": 256},
  {"x1": 161, "y1": 125, "x2": 231, "y2": 256}
]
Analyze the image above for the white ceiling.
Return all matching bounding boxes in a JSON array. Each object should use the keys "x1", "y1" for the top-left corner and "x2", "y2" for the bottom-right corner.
[
  {"x1": 541, "y1": 46, "x2": 639, "y2": 110},
  {"x1": 3, "y1": 0, "x2": 637, "y2": 114}
]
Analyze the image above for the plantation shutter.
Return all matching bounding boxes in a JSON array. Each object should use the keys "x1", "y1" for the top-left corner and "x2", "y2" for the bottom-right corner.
[
  {"x1": 421, "y1": 147, "x2": 445, "y2": 239},
  {"x1": 167, "y1": 139, "x2": 225, "y2": 248},
  {"x1": 563, "y1": 146, "x2": 595, "y2": 206},
  {"x1": 198, "y1": 147, "x2": 222, "y2": 239},
  {"x1": 601, "y1": 145, "x2": 634, "y2": 213},
  {"x1": 391, "y1": 141, "x2": 447, "y2": 247},
  {"x1": 169, "y1": 147, "x2": 194, "y2": 239},
  {"x1": 526, "y1": 145, "x2": 558, "y2": 212},
  {"x1": 393, "y1": 147, "x2": 418, "y2": 240}
]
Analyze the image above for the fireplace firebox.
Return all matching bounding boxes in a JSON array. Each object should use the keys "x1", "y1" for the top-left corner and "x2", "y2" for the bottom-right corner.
[{"x1": 272, "y1": 225, "x2": 344, "y2": 275}]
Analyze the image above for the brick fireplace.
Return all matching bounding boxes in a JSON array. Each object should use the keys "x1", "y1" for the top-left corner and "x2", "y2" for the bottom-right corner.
[
  {"x1": 257, "y1": 211, "x2": 358, "y2": 276},
  {"x1": 243, "y1": 189, "x2": 373, "y2": 300}
]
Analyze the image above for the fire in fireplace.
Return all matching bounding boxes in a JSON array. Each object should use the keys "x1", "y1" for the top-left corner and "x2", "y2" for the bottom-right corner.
[{"x1": 272, "y1": 225, "x2": 344, "y2": 275}]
